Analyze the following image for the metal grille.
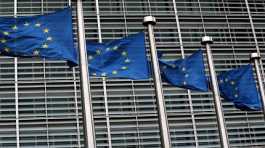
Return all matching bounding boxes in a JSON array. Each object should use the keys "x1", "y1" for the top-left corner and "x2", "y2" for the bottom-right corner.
[{"x1": 0, "y1": 0, "x2": 265, "y2": 147}]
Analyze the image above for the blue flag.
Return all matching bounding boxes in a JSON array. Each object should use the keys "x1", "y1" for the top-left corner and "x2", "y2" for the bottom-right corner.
[
  {"x1": 217, "y1": 65, "x2": 262, "y2": 111},
  {"x1": 0, "y1": 7, "x2": 77, "y2": 65},
  {"x1": 86, "y1": 32, "x2": 150, "y2": 80},
  {"x1": 159, "y1": 50, "x2": 208, "y2": 92}
]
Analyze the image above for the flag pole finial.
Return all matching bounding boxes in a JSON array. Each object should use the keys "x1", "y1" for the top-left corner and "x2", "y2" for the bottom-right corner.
[
  {"x1": 143, "y1": 16, "x2": 156, "y2": 26},
  {"x1": 250, "y1": 52, "x2": 260, "y2": 60},
  {"x1": 201, "y1": 36, "x2": 213, "y2": 45},
  {"x1": 250, "y1": 52, "x2": 265, "y2": 119}
]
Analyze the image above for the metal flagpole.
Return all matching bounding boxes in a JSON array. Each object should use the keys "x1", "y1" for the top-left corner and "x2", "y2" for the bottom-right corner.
[
  {"x1": 250, "y1": 53, "x2": 265, "y2": 119},
  {"x1": 143, "y1": 16, "x2": 171, "y2": 148},
  {"x1": 201, "y1": 36, "x2": 229, "y2": 148},
  {"x1": 76, "y1": 0, "x2": 96, "y2": 148}
]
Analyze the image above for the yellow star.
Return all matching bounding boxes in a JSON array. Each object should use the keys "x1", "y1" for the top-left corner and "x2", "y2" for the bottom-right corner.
[
  {"x1": 43, "y1": 28, "x2": 49, "y2": 33},
  {"x1": 47, "y1": 37, "x2": 53, "y2": 41},
  {"x1": 124, "y1": 58, "x2": 131, "y2": 63},
  {"x1": 184, "y1": 74, "x2": 189, "y2": 78},
  {"x1": 96, "y1": 49, "x2": 101, "y2": 55},
  {"x1": 234, "y1": 94, "x2": 238, "y2": 98},
  {"x1": 88, "y1": 55, "x2": 94, "y2": 60},
  {"x1": 24, "y1": 22, "x2": 30, "y2": 26},
  {"x1": 101, "y1": 73, "x2": 107, "y2": 76},
  {"x1": 12, "y1": 25, "x2": 18, "y2": 30},
  {"x1": 121, "y1": 66, "x2": 128, "y2": 70},
  {"x1": 33, "y1": 50, "x2": 39, "y2": 56},
  {"x1": 112, "y1": 46, "x2": 119, "y2": 51},
  {"x1": 3, "y1": 32, "x2": 9, "y2": 36},
  {"x1": 121, "y1": 51, "x2": 128, "y2": 56},
  {"x1": 182, "y1": 67, "x2": 186, "y2": 72},
  {"x1": 183, "y1": 81, "x2": 187, "y2": 85},
  {"x1": 4, "y1": 47, "x2": 10, "y2": 52},
  {"x1": 106, "y1": 47, "x2": 110, "y2": 51},
  {"x1": 35, "y1": 23, "x2": 41, "y2": 27},
  {"x1": 219, "y1": 79, "x2": 224, "y2": 83},
  {"x1": 112, "y1": 70, "x2": 118, "y2": 75},
  {"x1": 42, "y1": 43, "x2": 48, "y2": 48},
  {"x1": 230, "y1": 81, "x2": 235, "y2": 85},
  {"x1": 0, "y1": 39, "x2": 6, "y2": 43},
  {"x1": 92, "y1": 73, "x2": 97, "y2": 76}
]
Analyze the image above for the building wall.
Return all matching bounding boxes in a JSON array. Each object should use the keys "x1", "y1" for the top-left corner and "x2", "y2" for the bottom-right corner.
[{"x1": 0, "y1": 0, "x2": 265, "y2": 147}]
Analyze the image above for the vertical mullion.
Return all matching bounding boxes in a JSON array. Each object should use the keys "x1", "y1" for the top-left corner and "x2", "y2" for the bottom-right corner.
[
  {"x1": 220, "y1": 0, "x2": 239, "y2": 65},
  {"x1": 95, "y1": 0, "x2": 112, "y2": 147},
  {"x1": 73, "y1": 67, "x2": 81, "y2": 148},
  {"x1": 71, "y1": 1, "x2": 81, "y2": 147},
  {"x1": 131, "y1": 81, "x2": 142, "y2": 146},
  {"x1": 172, "y1": 1, "x2": 199, "y2": 147},
  {"x1": 197, "y1": 0, "x2": 206, "y2": 35},
  {"x1": 244, "y1": 0, "x2": 265, "y2": 84},
  {"x1": 40, "y1": 1, "x2": 50, "y2": 147},
  {"x1": 67, "y1": 0, "x2": 81, "y2": 147},
  {"x1": 13, "y1": 0, "x2": 20, "y2": 148},
  {"x1": 41, "y1": 0, "x2": 44, "y2": 14},
  {"x1": 121, "y1": 0, "x2": 128, "y2": 35},
  {"x1": 121, "y1": 0, "x2": 142, "y2": 146}
]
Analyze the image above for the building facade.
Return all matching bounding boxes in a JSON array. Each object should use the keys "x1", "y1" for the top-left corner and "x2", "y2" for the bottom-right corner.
[{"x1": 0, "y1": 0, "x2": 265, "y2": 147}]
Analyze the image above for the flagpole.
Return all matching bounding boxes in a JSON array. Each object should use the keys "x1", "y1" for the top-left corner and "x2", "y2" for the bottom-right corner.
[
  {"x1": 250, "y1": 53, "x2": 265, "y2": 118},
  {"x1": 76, "y1": 0, "x2": 96, "y2": 148},
  {"x1": 201, "y1": 36, "x2": 229, "y2": 148},
  {"x1": 143, "y1": 16, "x2": 171, "y2": 148}
]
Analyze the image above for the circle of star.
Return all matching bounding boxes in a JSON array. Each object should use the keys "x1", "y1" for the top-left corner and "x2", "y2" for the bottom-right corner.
[
  {"x1": 89, "y1": 45, "x2": 131, "y2": 77},
  {"x1": 0, "y1": 21, "x2": 53, "y2": 56}
]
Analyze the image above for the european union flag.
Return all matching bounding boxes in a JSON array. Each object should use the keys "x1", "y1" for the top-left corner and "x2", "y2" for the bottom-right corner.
[
  {"x1": 0, "y1": 7, "x2": 77, "y2": 65},
  {"x1": 217, "y1": 65, "x2": 262, "y2": 111},
  {"x1": 86, "y1": 32, "x2": 150, "y2": 80},
  {"x1": 159, "y1": 50, "x2": 208, "y2": 92}
]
